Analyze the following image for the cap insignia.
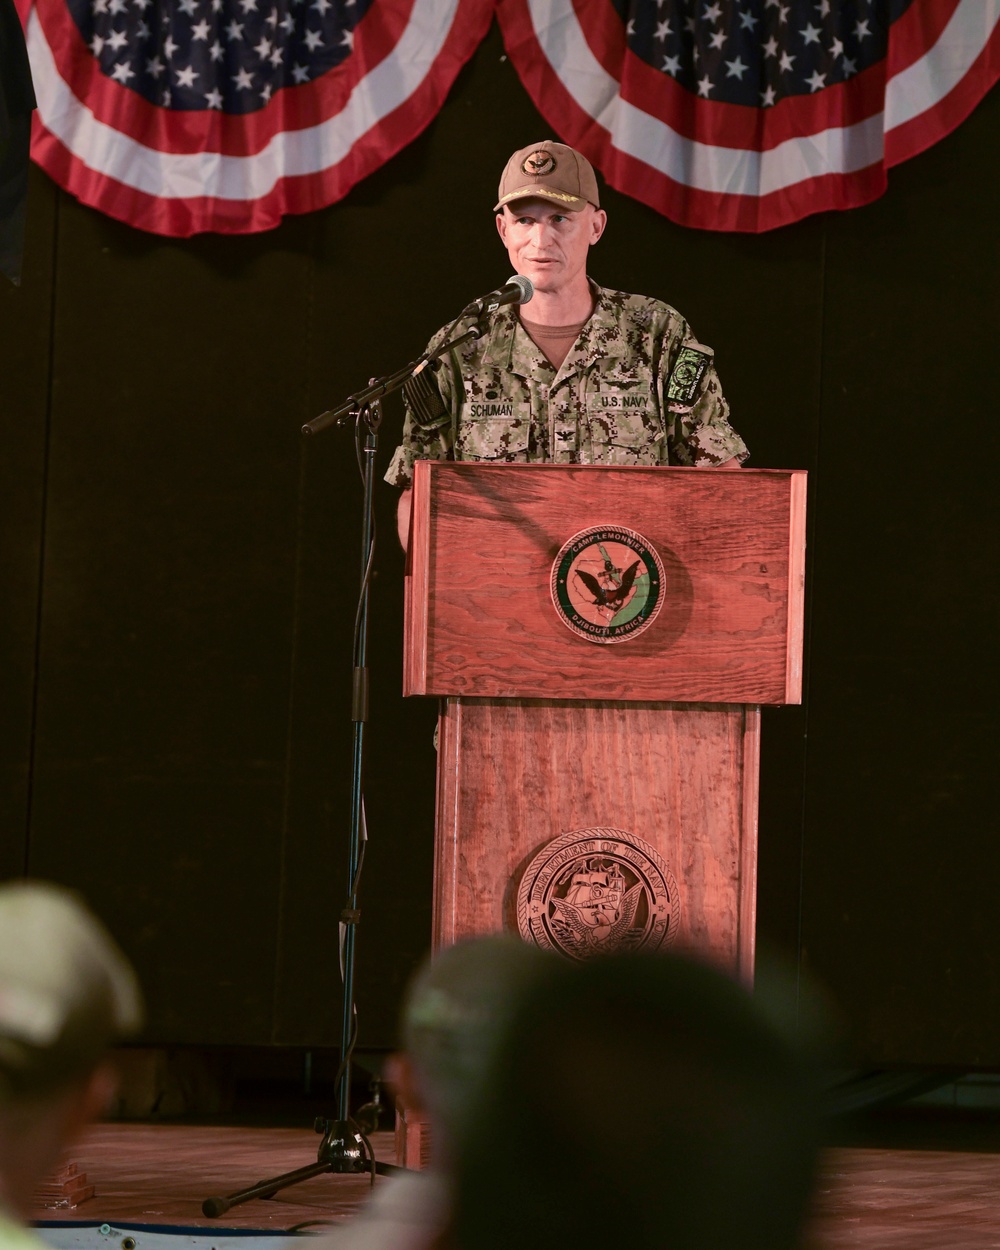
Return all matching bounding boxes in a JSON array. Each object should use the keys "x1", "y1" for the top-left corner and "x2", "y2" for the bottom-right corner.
[{"x1": 521, "y1": 150, "x2": 556, "y2": 176}]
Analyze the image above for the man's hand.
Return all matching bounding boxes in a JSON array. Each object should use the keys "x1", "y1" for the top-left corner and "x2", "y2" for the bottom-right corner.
[{"x1": 397, "y1": 489, "x2": 413, "y2": 551}]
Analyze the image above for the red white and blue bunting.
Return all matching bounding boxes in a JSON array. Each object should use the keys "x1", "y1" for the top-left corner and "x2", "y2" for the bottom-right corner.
[{"x1": 17, "y1": 0, "x2": 1000, "y2": 235}]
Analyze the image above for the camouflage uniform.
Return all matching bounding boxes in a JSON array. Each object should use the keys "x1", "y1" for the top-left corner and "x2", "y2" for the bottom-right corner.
[{"x1": 384, "y1": 285, "x2": 747, "y2": 488}]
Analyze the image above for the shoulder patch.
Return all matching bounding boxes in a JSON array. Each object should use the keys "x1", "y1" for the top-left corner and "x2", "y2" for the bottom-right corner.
[{"x1": 666, "y1": 345, "x2": 712, "y2": 407}]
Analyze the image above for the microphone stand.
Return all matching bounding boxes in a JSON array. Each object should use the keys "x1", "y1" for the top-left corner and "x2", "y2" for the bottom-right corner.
[{"x1": 201, "y1": 314, "x2": 490, "y2": 1219}]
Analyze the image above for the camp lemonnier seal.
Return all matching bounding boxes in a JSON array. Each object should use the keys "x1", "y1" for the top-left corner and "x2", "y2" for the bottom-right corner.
[
  {"x1": 517, "y1": 827, "x2": 679, "y2": 960},
  {"x1": 551, "y1": 525, "x2": 665, "y2": 644}
]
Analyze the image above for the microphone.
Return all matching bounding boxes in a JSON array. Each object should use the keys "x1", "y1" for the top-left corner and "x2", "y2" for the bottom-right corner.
[{"x1": 461, "y1": 274, "x2": 533, "y2": 319}]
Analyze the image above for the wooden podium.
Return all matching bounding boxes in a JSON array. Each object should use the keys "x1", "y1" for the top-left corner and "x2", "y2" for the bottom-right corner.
[{"x1": 404, "y1": 461, "x2": 806, "y2": 979}]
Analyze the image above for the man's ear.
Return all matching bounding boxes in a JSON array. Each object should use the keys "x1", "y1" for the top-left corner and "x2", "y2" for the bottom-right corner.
[
  {"x1": 496, "y1": 211, "x2": 508, "y2": 245},
  {"x1": 589, "y1": 207, "x2": 608, "y2": 245},
  {"x1": 383, "y1": 1051, "x2": 427, "y2": 1113}
]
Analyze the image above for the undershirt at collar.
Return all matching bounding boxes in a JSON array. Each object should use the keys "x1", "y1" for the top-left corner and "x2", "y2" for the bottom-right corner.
[{"x1": 518, "y1": 313, "x2": 590, "y2": 371}]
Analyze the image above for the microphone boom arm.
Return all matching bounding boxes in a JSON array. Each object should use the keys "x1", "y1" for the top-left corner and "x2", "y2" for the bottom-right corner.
[{"x1": 302, "y1": 318, "x2": 489, "y2": 437}]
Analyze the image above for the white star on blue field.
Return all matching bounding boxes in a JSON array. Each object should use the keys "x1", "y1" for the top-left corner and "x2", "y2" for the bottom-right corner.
[
  {"x1": 618, "y1": 0, "x2": 911, "y2": 107},
  {"x1": 70, "y1": 0, "x2": 373, "y2": 113}
]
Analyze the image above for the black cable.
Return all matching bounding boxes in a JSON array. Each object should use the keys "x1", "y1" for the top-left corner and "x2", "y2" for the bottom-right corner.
[
  {"x1": 350, "y1": 408, "x2": 378, "y2": 669},
  {"x1": 327, "y1": 1004, "x2": 360, "y2": 1110},
  {"x1": 356, "y1": 1124, "x2": 377, "y2": 1190}
]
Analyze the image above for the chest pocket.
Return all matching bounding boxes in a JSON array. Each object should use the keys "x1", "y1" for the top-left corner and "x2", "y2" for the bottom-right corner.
[
  {"x1": 457, "y1": 400, "x2": 532, "y2": 463},
  {"x1": 584, "y1": 380, "x2": 664, "y2": 466}
]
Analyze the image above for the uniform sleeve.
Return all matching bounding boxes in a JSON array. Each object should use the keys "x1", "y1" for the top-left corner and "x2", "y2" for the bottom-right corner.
[
  {"x1": 658, "y1": 320, "x2": 749, "y2": 467},
  {"x1": 383, "y1": 332, "x2": 462, "y2": 489}
]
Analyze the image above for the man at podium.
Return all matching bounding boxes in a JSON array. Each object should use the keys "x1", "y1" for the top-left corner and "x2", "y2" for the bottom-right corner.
[{"x1": 388, "y1": 140, "x2": 748, "y2": 545}]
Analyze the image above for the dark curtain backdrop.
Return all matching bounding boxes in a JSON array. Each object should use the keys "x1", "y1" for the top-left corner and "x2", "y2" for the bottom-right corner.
[{"x1": 2, "y1": 23, "x2": 996, "y2": 1065}]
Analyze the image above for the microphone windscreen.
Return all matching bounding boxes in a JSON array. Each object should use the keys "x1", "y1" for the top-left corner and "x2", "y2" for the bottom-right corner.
[
  {"x1": 404, "y1": 360, "x2": 449, "y2": 429},
  {"x1": 508, "y1": 274, "x2": 534, "y2": 305}
]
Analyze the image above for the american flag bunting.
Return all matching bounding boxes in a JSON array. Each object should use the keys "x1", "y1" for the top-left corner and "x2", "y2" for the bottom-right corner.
[{"x1": 495, "y1": 0, "x2": 1000, "y2": 231}]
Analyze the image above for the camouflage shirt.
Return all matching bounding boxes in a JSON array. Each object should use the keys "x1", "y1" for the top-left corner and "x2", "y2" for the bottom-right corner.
[{"x1": 384, "y1": 284, "x2": 748, "y2": 489}]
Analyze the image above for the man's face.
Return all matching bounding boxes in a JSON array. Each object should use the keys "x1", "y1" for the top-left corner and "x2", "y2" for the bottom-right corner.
[{"x1": 496, "y1": 198, "x2": 607, "y2": 297}]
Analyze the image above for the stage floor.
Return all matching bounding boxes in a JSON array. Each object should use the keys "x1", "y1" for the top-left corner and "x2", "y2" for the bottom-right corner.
[{"x1": 29, "y1": 1122, "x2": 1000, "y2": 1249}]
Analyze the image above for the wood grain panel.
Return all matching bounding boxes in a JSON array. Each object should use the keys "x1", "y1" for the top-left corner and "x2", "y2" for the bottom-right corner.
[
  {"x1": 785, "y1": 470, "x2": 808, "y2": 703},
  {"x1": 32, "y1": 1121, "x2": 1000, "y2": 1246},
  {"x1": 434, "y1": 698, "x2": 759, "y2": 978},
  {"x1": 405, "y1": 462, "x2": 806, "y2": 704}
]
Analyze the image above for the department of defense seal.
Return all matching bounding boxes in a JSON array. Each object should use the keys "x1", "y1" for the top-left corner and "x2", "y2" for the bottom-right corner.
[
  {"x1": 516, "y1": 827, "x2": 679, "y2": 959},
  {"x1": 551, "y1": 525, "x2": 665, "y2": 644}
]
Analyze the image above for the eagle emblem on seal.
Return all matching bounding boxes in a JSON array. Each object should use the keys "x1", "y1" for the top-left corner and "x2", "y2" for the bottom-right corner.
[{"x1": 549, "y1": 858, "x2": 645, "y2": 955}]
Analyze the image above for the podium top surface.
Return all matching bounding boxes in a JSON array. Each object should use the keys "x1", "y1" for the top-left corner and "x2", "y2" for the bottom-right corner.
[{"x1": 404, "y1": 462, "x2": 806, "y2": 705}]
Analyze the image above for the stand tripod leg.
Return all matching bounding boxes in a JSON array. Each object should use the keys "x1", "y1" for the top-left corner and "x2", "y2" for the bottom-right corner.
[
  {"x1": 202, "y1": 1160, "x2": 333, "y2": 1218},
  {"x1": 202, "y1": 1149, "x2": 400, "y2": 1218}
]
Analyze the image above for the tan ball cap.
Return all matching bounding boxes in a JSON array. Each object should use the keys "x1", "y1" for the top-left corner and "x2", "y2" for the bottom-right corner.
[
  {"x1": 0, "y1": 881, "x2": 143, "y2": 1102},
  {"x1": 494, "y1": 141, "x2": 600, "y2": 213}
]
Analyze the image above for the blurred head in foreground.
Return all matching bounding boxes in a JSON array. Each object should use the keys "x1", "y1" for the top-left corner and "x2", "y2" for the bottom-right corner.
[
  {"x1": 452, "y1": 950, "x2": 822, "y2": 1250},
  {"x1": 0, "y1": 881, "x2": 142, "y2": 1217},
  {"x1": 386, "y1": 934, "x2": 551, "y2": 1167}
]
